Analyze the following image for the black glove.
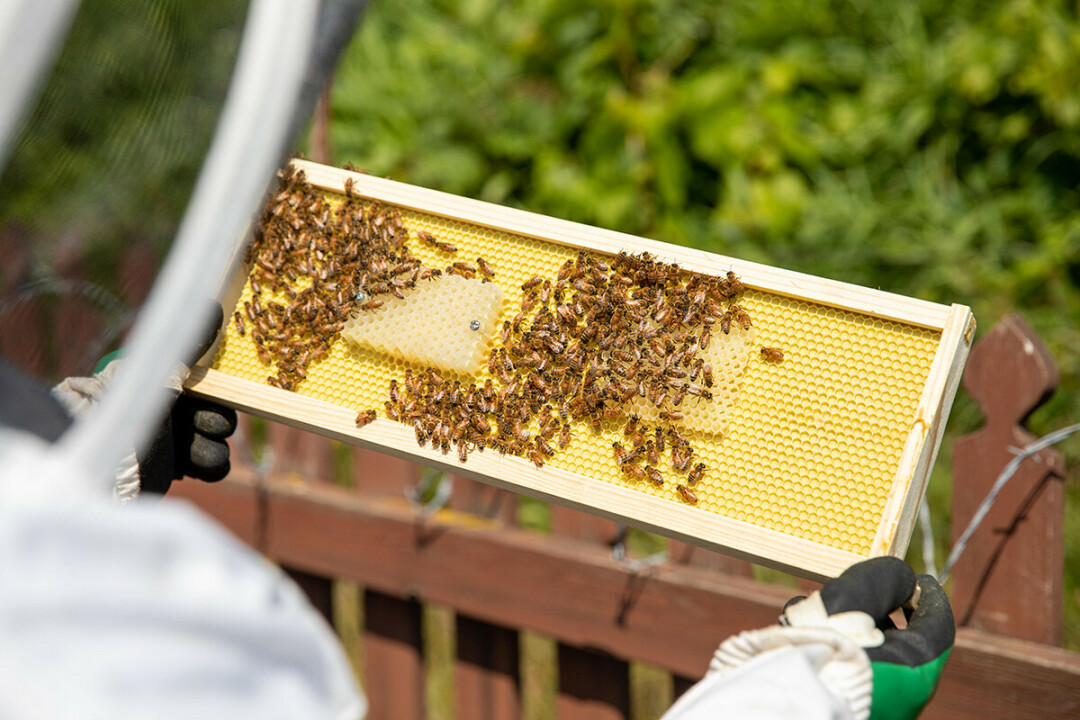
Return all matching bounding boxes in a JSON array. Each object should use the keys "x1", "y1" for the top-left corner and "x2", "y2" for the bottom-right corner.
[
  {"x1": 783, "y1": 557, "x2": 955, "y2": 720},
  {"x1": 138, "y1": 395, "x2": 237, "y2": 494},
  {"x1": 136, "y1": 302, "x2": 237, "y2": 494}
]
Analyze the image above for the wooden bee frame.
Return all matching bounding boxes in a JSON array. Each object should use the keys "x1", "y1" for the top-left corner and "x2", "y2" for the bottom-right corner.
[{"x1": 187, "y1": 159, "x2": 974, "y2": 581}]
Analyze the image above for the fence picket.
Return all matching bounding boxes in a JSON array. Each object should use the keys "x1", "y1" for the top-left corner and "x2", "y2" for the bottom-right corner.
[
  {"x1": 364, "y1": 591, "x2": 426, "y2": 720},
  {"x1": 455, "y1": 614, "x2": 521, "y2": 720},
  {"x1": 557, "y1": 644, "x2": 631, "y2": 720},
  {"x1": 951, "y1": 314, "x2": 1065, "y2": 645}
]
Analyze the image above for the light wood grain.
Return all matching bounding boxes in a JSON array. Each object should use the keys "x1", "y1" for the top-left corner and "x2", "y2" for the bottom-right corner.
[
  {"x1": 872, "y1": 304, "x2": 975, "y2": 556},
  {"x1": 296, "y1": 159, "x2": 952, "y2": 330},
  {"x1": 185, "y1": 365, "x2": 863, "y2": 580}
]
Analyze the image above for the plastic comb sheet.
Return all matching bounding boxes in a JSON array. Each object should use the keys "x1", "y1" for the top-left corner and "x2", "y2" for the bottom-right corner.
[{"x1": 212, "y1": 182, "x2": 941, "y2": 557}]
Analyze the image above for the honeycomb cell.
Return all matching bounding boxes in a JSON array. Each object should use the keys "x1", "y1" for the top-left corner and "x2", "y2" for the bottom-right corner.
[
  {"x1": 212, "y1": 174, "x2": 942, "y2": 557},
  {"x1": 341, "y1": 274, "x2": 502, "y2": 376}
]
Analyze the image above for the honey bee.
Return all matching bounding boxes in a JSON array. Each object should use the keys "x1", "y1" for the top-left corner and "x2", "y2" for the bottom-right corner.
[
  {"x1": 686, "y1": 384, "x2": 712, "y2": 400},
  {"x1": 234, "y1": 311, "x2": 246, "y2": 336},
  {"x1": 355, "y1": 409, "x2": 377, "y2": 428},
  {"x1": 761, "y1": 347, "x2": 784, "y2": 362},
  {"x1": 529, "y1": 450, "x2": 545, "y2": 468},
  {"x1": 672, "y1": 444, "x2": 693, "y2": 472},
  {"x1": 720, "y1": 311, "x2": 732, "y2": 335},
  {"x1": 612, "y1": 441, "x2": 633, "y2": 466},
  {"x1": 559, "y1": 423, "x2": 571, "y2": 449},
  {"x1": 699, "y1": 328, "x2": 711, "y2": 350},
  {"x1": 457, "y1": 443, "x2": 469, "y2": 463},
  {"x1": 731, "y1": 304, "x2": 752, "y2": 330},
  {"x1": 417, "y1": 230, "x2": 457, "y2": 253},
  {"x1": 702, "y1": 364, "x2": 714, "y2": 388},
  {"x1": 344, "y1": 177, "x2": 355, "y2": 197},
  {"x1": 452, "y1": 261, "x2": 478, "y2": 274},
  {"x1": 623, "y1": 414, "x2": 640, "y2": 438},
  {"x1": 659, "y1": 410, "x2": 684, "y2": 422},
  {"x1": 646, "y1": 466, "x2": 664, "y2": 487},
  {"x1": 676, "y1": 484, "x2": 698, "y2": 504},
  {"x1": 384, "y1": 401, "x2": 400, "y2": 421},
  {"x1": 474, "y1": 256, "x2": 495, "y2": 278},
  {"x1": 623, "y1": 464, "x2": 647, "y2": 482},
  {"x1": 646, "y1": 440, "x2": 659, "y2": 466},
  {"x1": 360, "y1": 299, "x2": 384, "y2": 311},
  {"x1": 388, "y1": 379, "x2": 400, "y2": 404},
  {"x1": 687, "y1": 462, "x2": 706, "y2": 485},
  {"x1": 521, "y1": 276, "x2": 544, "y2": 291},
  {"x1": 572, "y1": 279, "x2": 596, "y2": 294},
  {"x1": 725, "y1": 271, "x2": 744, "y2": 297},
  {"x1": 536, "y1": 438, "x2": 555, "y2": 457}
]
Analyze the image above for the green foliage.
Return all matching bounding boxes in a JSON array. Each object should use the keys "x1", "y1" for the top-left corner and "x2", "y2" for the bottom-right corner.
[
  {"x1": 0, "y1": 0, "x2": 247, "y2": 272},
  {"x1": 333, "y1": 0, "x2": 1080, "y2": 646},
  {"x1": 332, "y1": 0, "x2": 1080, "y2": 383}
]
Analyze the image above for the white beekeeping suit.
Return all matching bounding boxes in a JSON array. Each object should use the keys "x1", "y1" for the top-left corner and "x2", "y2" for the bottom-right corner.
[
  {"x1": 0, "y1": 466, "x2": 364, "y2": 720},
  {"x1": 0, "y1": 1, "x2": 366, "y2": 717}
]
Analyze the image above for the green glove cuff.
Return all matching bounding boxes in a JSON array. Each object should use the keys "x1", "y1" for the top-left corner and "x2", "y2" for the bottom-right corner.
[
  {"x1": 92, "y1": 349, "x2": 125, "y2": 375},
  {"x1": 870, "y1": 648, "x2": 951, "y2": 720}
]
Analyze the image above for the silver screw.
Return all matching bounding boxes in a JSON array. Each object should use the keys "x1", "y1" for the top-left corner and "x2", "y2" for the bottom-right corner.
[
  {"x1": 469, "y1": 319, "x2": 481, "y2": 331},
  {"x1": 355, "y1": 290, "x2": 367, "y2": 303}
]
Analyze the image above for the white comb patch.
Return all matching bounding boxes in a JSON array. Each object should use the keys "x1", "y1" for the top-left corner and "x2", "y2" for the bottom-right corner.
[
  {"x1": 621, "y1": 324, "x2": 756, "y2": 437},
  {"x1": 342, "y1": 274, "x2": 503, "y2": 376}
]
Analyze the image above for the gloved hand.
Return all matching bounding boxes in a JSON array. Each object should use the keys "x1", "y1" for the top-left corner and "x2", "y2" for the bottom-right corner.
[
  {"x1": 52, "y1": 302, "x2": 237, "y2": 500},
  {"x1": 661, "y1": 556, "x2": 953, "y2": 720},
  {"x1": 118, "y1": 301, "x2": 238, "y2": 496},
  {"x1": 782, "y1": 557, "x2": 955, "y2": 720},
  {"x1": 137, "y1": 393, "x2": 237, "y2": 494}
]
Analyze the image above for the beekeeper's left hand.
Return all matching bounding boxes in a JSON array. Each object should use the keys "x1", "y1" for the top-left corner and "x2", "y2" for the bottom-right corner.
[{"x1": 51, "y1": 304, "x2": 236, "y2": 500}]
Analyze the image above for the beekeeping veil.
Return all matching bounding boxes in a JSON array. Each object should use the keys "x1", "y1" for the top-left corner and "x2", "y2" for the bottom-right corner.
[{"x1": 0, "y1": 1, "x2": 367, "y2": 716}]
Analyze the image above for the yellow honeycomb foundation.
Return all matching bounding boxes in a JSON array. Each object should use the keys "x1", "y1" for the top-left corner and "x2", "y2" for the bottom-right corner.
[{"x1": 211, "y1": 182, "x2": 942, "y2": 558}]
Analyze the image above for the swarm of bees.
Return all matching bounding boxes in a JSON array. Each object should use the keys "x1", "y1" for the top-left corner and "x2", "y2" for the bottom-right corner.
[
  {"x1": 380, "y1": 248, "x2": 755, "y2": 504},
  {"x1": 242, "y1": 166, "x2": 501, "y2": 390},
  {"x1": 241, "y1": 166, "x2": 433, "y2": 390},
  {"x1": 245, "y1": 164, "x2": 769, "y2": 506}
]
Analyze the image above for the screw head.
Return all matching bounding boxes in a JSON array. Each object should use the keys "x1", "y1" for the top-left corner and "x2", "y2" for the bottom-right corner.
[
  {"x1": 355, "y1": 290, "x2": 367, "y2": 303},
  {"x1": 469, "y1": 319, "x2": 481, "y2": 331}
]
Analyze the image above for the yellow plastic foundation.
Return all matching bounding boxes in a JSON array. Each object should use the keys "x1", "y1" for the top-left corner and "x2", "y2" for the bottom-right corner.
[{"x1": 211, "y1": 185, "x2": 939, "y2": 557}]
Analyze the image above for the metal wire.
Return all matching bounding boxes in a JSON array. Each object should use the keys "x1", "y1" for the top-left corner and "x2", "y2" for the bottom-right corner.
[
  {"x1": 937, "y1": 422, "x2": 1080, "y2": 585},
  {"x1": 917, "y1": 495, "x2": 938, "y2": 578},
  {"x1": 406, "y1": 467, "x2": 453, "y2": 518},
  {"x1": 611, "y1": 524, "x2": 669, "y2": 572},
  {"x1": 0, "y1": 275, "x2": 135, "y2": 376}
]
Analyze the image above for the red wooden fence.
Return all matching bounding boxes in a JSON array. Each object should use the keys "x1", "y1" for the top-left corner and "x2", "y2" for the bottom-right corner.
[{"x1": 3, "y1": 239, "x2": 1079, "y2": 719}]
